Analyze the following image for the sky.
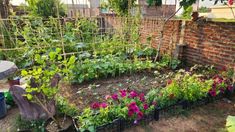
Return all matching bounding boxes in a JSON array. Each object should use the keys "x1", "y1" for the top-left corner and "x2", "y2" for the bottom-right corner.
[{"x1": 11, "y1": 0, "x2": 223, "y2": 7}]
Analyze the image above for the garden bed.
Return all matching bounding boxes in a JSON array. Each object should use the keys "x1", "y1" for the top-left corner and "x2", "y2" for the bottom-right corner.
[{"x1": 60, "y1": 70, "x2": 175, "y2": 112}]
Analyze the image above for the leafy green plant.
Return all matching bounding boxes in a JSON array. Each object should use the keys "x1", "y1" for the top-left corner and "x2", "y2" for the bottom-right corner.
[
  {"x1": 20, "y1": 48, "x2": 75, "y2": 127},
  {"x1": 26, "y1": 0, "x2": 66, "y2": 17},
  {"x1": 107, "y1": 0, "x2": 137, "y2": 16},
  {"x1": 180, "y1": 73, "x2": 213, "y2": 101},
  {"x1": 56, "y1": 96, "x2": 79, "y2": 117}
]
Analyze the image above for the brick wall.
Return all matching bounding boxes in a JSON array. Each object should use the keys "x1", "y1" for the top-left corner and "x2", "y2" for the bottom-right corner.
[
  {"x1": 102, "y1": 16, "x2": 235, "y2": 69},
  {"x1": 183, "y1": 21, "x2": 235, "y2": 69},
  {"x1": 139, "y1": 19, "x2": 181, "y2": 55}
]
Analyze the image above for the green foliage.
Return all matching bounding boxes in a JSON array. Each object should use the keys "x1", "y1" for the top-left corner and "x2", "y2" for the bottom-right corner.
[
  {"x1": 4, "y1": 92, "x2": 14, "y2": 106},
  {"x1": 226, "y1": 116, "x2": 235, "y2": 132},
  {"x1": 181, "y1": 6, "x2": 193, "y2": 19},
  {"x1": 56, "y1": 96, "x2": 79, "y2": 117},
  {"x1": 147, "y1": 0, "x2": 162, "y2": 6},
  {"x1": 107, "y1": 0, "x2": 137, "y2": 15},
  {"x1": 179, "y1": 73, "x2": 213, "y2": 101},
  {"x1": 26, "y1": 0, "x2": 66, "y2": 18},
  {"x1": 21, "y1": 48, "x2": 75, "y2": 101},
  {"x1": 198, "y1": 6, "x2": 210, "y2": 13},
  {"x1": 3, "y1": 17, "x2": 98, "y2": 69},
  {"x1": 146, "y1": 70, "x2": 214, "y2": 108}
]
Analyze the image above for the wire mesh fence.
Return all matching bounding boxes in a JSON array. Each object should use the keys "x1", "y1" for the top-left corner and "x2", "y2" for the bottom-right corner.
[{"x1": 0, "y1": 15, "x2": 157, "y2": 70}]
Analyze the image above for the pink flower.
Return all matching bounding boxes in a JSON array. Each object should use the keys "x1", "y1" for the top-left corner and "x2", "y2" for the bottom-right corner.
[
  {"x1": 105, "y1": 95, "x2": 111, "y2": 100},
  {"x1": 128, "y1": 102, "x2": 140, "y2": 117},
  {"x1": 129, "y1": 91, "x2": 138, "y2": 98},
  {"x1": 111, "y1": 93, "x2": 118, "y2": 100},
  {"x1": 120, "y1": 90, "x2": 127, "y2": 97},
  {"x1": 143, "y1": 103, "x2": 148, "y2": 110},
  {"x1": 100, "y1": 102, "x2": 108, "y2": 108},
  {"x1": 128, "y1": 109, "x2": 134, "y2": 117},
  {"x1": 139, "y1": 93, "x2": 145, "y2": 102},
  {"x1": 137, "y1": 111, "x2": 143, "y2": 119},
  {"x1": 167, "y1": 80, "x2": 172, "y2": 85},
  {"x1": 228, "y1": 0, "x2": 234, "y2": 6},
  {"x1": 209, "y1": 89, "x2": 216, "y2": 97},
  {"x1": 91, "y1": 102, "x2": 100, "y2": 109}
]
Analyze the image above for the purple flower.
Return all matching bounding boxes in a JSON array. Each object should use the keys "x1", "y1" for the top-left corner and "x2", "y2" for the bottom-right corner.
[
  {"x1": 91, "y1": 102, "x2": 100, "y2": 109},
  {"x1": 100, "y1": 102, "x2": 108, "y2": 108},
  {"x1": 120, "y1": 90, "x2": 127, "y2": 97},
  {"x1": 129, "y1": 91, "x2": 138, "y2": 98},
  {"x1": 134, "y1": 120, "x2": 138, "y2": 124},
  {"x1": 143, "y1": 103, "x2": 148, "y2": 110},
  {"x1": 111, "y1": 93, "x2": 118, "y2": 100}
]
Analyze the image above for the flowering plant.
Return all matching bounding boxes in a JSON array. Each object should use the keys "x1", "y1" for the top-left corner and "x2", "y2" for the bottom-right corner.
[
  {"x1": 208, "y1": 75, "x2": 233, "y2": 97},
  {"x1": 77, "y1": 90, "x2": 155, "y2": 131}
]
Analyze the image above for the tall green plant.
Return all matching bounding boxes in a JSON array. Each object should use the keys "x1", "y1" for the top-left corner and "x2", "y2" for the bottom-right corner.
[
  {"x1": 26, "y1": 0, "x2": 66, "y2": 17},
  {"x1": 107, "y1": 0, "x2": 136, "y2": 16}
]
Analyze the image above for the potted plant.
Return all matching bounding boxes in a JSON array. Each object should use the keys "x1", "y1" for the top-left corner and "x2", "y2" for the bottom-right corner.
[{"x1": 11, "y1": 48, "x2": 76, "y2": 131}]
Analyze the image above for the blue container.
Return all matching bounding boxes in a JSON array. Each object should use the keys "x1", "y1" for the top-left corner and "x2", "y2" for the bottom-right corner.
[{"x1": 0, "y1": 92, "x2": 7, "y2": 119}]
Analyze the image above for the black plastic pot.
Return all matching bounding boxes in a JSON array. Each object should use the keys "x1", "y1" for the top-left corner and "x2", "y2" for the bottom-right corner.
[
  {"x1": 96, "y1": 119, "x2": 121, "y2": 132},
  {"x1": 154, "y1": 107, "x2": 160, "y2": 121},
  {"x1": 0, "y1": 93, "x2": 7, "y2": 119},
  {"x1": 224, "y1": 89, "x2": 234, "y2": 99}
]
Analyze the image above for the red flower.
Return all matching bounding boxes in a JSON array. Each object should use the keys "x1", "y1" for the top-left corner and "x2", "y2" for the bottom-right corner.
[
  {"x1": 111, "y1": 93, "x2": 118, "y2": 100},
  {"x1": 100, "y1": 102, "x2": 108, "y2": 108},
  {"x1": 91, "y1": 102, "x2": 100, "y2": 109}
]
